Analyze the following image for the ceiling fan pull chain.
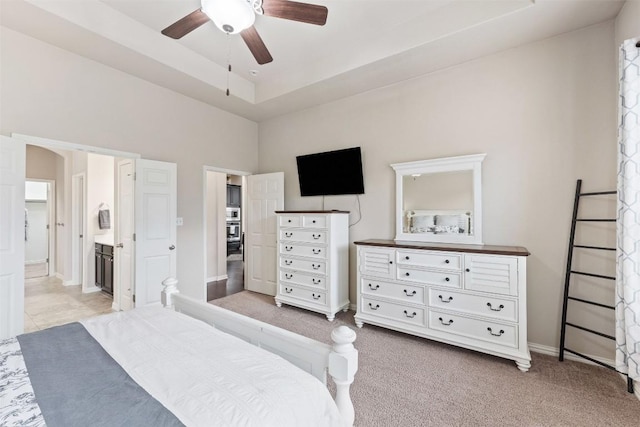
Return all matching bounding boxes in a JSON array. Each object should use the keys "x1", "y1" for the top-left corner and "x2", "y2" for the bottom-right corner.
[{"x1": 226, "y1": 33, "x2": 231, "y2": 96}]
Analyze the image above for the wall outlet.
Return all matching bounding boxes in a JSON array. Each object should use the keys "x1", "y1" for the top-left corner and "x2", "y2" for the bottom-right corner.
[{"x1": 176, "y1": 217, "x2": 184, "y2": 226}]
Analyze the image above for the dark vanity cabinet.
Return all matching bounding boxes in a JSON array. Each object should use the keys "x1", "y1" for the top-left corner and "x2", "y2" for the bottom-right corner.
[{"x1": 95, "y1": 243, "x2": 113, "y2": 295}]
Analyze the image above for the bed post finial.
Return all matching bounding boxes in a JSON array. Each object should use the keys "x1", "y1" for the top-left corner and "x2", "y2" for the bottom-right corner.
[
  {"x1": 161, "y1": 277, "x2": 179, "y2": 308},
  {"x1": 329, "y1": 326, "x2": 358, "y2": 426}
]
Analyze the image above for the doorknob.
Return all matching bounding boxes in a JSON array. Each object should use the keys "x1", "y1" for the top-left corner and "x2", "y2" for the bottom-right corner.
[
  {"x1": 169, "y1": 245, "x2": 175, "y2": 250},
  {"x1": 115, "y1": 243, "x2": 124, "y2": 248}
]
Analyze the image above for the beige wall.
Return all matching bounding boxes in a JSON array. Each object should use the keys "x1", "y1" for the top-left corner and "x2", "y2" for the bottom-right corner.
[
  {"x1": 206, "y1": 171, "x2": 228, "y2": 281},
  {"x1": 258, "y1": 22, "x2": 618, "y2": 355},
  {"x1": 615, "y1": 0, "x2": 640, "y2": 46},
  {"x1": 1, "y1": 27, "x2": 259, "y2": 300}
]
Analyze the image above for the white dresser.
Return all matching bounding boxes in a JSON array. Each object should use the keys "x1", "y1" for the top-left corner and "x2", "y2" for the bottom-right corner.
[
  {"x1": 354, "y1": 239, "x2": 531, "y2": 371},
  {"x1": 275, "y1": 211, "x2": 350, "y2": 321}
]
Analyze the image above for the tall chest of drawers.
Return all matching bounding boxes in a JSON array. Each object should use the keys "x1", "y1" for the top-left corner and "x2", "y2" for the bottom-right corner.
[
  {"x1": 275, "y1": 211, "x2": 350, "y2": 321},
  {"x1": 354, "y1": 239, "x2": 531, "y2": 371}
]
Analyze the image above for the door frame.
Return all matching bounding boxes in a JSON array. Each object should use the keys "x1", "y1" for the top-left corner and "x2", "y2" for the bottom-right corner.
[
  {"x1": 71, "y1": 172, "x2": 86, "y2": 286},
  {"x1": 13, "y1": 133, "x2": 139, "y2": 298},
  {"x1": 202, "y1": 165, "x2": 250, "y2": 297}
]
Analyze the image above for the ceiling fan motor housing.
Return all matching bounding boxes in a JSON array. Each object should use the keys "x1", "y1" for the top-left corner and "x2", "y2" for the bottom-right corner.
[{"x1": 201, "y1": 0, "x2": 259, "y2": 34}]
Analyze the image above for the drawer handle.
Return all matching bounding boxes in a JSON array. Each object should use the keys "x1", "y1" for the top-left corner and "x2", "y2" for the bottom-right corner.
[
  {"x1": 403, "y1": 289, "x2": 416, "y2": 296},
  {"x1": 389, "y1": 261, "x2": 393, "y2": 264},
  {"x1": 312, "y1": 293, "x2": 321, "y2": 300},
  {"x1": 438, "y1": 295, "x2": 453, "y2": 303},
  {"x1": 312, "y1": 220, "x2": 316, "y2": 223},
  {"x1": 288, "y1": 219, "x2": 292, "y2": 223},
  {"x1": 312, "y1": 248, "x2": 322, "y2": 254},
  {"x1": 465, "y1": 268, "x2": 470, "y2": 272},
  {"x1": 312, "y1": 263, "x2": 321, "y2": 270},
  {"x1": 284, "y1": 260, "x2": 293, "y2": 266},
  {"x1": 285, "y1": 246, "x2": 293, "y2": 251},
  {"x1": 285, "y1": 232, "x2": 293, "y2": 238},
  {"x1": 487, "y1": 327, "x2": 505, "y2": 337},
  {"x1": 445, "y1": 277, "x2": 450, "y2": 282},
  {"x1": 487, "y1": 302, "x2": 505, "y2": 312},
  {"x1": 285, "y1": 273, "x2": 293, "y2": 279},
  {"x1": 405, "y1": 272, "x2": 410, "y2": 277},
  {"x1": 445, "y1": 259, "x2": 450, "y2": 264},
  {"x1": 438, "y1": 317, "x2": 454, "y2": 326},
  {"x1": 368, "y1": 283, "x2": 380, "y2": 290},
  {"x1": 312, "y1": 278, "x2": 322, "y2": 284},
  {"x1": 285, "y1": 287, "x2": 293, "y2": 293},
  {"x1": 369, "y1": 303, "x2": 380, "y2": 310},
  {"x1": 312, "y1": 234, "x2": 321, "y2": 239},
  {"x1": 405, "y1": 256, "x2": 410, "y2": 260},
  {"x1": 403, "y1": 310, "x2": 417, "y2": 318}
]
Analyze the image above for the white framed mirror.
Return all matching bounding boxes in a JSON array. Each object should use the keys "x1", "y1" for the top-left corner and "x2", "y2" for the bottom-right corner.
[{"x1": 391, "y1": 153, "x2": 486, "y2": 244}]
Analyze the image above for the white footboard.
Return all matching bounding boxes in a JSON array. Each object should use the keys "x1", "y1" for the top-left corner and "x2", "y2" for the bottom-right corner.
[{"x1": 161, "y1": 278, "x2": 358, "y2": 426}]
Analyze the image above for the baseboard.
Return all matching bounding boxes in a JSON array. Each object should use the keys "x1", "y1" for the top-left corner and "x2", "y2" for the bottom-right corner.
[
  {"x1": 207, "y1": 275, "x2": 228, "y2": 283},
  {"x1": 25, "y1": 259, "x2": 47, "y2": 265},
  {"x1": 83, "y1": 286, "x2": 102, "y2": 294},
  {"x1": 349, "y1": 303, "x2": 357, "y2": 311},
  {"x1": 55, "y1": 273, "x2": 75, "y2": 286},
  {"x1": 111, "y1": 301, "x2": 120, "y2": 311},
  {"x1": 528, "y1": 342, "x2": 616, "y2": 367}
]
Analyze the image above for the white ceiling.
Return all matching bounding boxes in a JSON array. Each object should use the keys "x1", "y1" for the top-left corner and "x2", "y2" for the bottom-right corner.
[{"x1": 0, "y1": 0, "x2": 625, "y2": 121}]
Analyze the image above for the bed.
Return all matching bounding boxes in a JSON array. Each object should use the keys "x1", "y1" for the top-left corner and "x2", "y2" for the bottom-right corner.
[
  {"x1": 1, "y1": 278, "x2": 358, "y2": 427},
  {"x1": 405, "y1": 209, "x2": 472, "y2": 235}
]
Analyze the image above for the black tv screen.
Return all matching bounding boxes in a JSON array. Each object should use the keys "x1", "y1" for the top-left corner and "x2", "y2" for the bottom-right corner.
[{"x1": 296, "y1": 147, "x2": 365, "y2": 196}]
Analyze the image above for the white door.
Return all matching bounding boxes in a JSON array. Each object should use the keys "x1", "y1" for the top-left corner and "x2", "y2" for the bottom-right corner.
[
  {"x1": 134, "y1": 159, "x2": 177, "y2": 306},
  {"x1": 72, "y1": 174, "x2": 85, "y2": 286},
  {"x1": 116, "y1": 159, "x2": 135, "y2": 310},
  {"x1": 0, "y1": 136, "x2": 26, "y2": 339},
  {"x1": 245, "y1": 172, "x2": 284, "y2": 296}
]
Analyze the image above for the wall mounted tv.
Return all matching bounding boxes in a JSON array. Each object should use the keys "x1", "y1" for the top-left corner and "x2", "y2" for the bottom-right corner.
[{"x1": 296, "y1": 147, "x2": 365, "y2": 197}]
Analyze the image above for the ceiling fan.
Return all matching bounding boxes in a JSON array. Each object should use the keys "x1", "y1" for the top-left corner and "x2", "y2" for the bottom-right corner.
[{"x1": 161, "y1": 0, "x2": 328, "y2": 65}]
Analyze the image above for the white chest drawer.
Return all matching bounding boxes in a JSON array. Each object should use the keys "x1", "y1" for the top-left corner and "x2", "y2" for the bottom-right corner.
[
  {"x1": 280, "y1": 285, "x2": 326, "y2": 305},
  {"x1": 429, "y1": 310, "x2": 518, "y2": 348},
  {"x1": 279, "y1": 215, "x2": 301, "y2": 227},
  {"x1": 361, "y1": 297, "x2": 426, "y2": 327},
  {"x1": 280, "y1": 270, "x2": 326, "y2": 290},
  {"x1": 280, "y1": 257, "x2": 326, "y2": 275},
  {"x1": 280, "y1": 243, "x2": 327, "y2": 259},
  {"x1": 280, "y1": 229, "x2": 327, "y2": 244},
  {"x1": 397, "y1": 250, "x2": 461, "y2": 271},
  {"x1": 428, "y1": 289, "x2": 517, "y2": 322},
  {"x1": 361, "y1": 278, "x2": 425, "y2": 305},
  {"x1": 397, "y1": 267, "x2": 461, "y2": 288},
  {"x1": 302, "y1": 215, "x2": 327, "y2": 228}
]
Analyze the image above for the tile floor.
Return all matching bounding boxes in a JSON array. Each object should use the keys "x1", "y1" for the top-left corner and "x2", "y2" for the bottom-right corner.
[{"x1": 24, "y1": 275, "x2": 114, "y2": 333}]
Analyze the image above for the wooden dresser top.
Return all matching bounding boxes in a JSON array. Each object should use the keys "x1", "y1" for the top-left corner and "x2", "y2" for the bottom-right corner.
[{"x1": 354, "y1": 239, "x2": 530, "y2": 257}]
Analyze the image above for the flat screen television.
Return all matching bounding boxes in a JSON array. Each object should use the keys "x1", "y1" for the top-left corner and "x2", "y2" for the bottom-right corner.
[{"x1": 296, "y1": 147, "x2": 365, "y2": 196}]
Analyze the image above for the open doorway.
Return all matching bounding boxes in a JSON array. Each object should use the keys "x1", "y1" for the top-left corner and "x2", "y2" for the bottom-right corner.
[
  {"x1": 204, "y1": 168, "x2": 246, "y2": 301},
  {"x1": 24, "y1": 180, "x2": 53, "y2": 279}
]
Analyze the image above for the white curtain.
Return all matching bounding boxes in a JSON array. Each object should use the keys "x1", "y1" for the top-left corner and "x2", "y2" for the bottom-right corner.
[{"x1": 616, "y1": 38, "x2": 640, "y2": 386}]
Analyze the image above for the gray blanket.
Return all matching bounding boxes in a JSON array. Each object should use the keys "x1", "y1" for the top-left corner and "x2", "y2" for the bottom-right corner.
[{"x1": 17, "y1": 323, "x2": 183, "y2": 427}]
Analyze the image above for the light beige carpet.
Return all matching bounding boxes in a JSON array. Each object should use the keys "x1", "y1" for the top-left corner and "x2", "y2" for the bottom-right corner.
[{"x1": 211, "y1": 291, "x2": 639, "y2": 427}]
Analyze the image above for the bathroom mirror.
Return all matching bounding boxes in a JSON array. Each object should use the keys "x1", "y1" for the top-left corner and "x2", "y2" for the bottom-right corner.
[{"x1": 391, "y1": 153, "x2": 486, "y2": 244}]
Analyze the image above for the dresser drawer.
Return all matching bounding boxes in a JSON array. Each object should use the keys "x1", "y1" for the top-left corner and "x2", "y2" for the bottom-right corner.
[
  {"x1": 397, "y1": 267, "x2": 461, "y2": 288},
  {"x1": 280, "y1": 285, "x2": 326, "y2": 305},
  {"x1": 280, "y1": 270, "x2": 326, "y2": 290},
  {"x1": 280, "y1": 229, "x2": 327, "y2": 244},
  {"x1": 280, "y1": 243, "x2": 327, "y2": 259},
  {"x1": 302, "y1": 215, "x2": 327, "y2": 228},
  {"x1": 397, "y1": 250, "x2": 461, "y2": 271},
  {"x1": 361, "y1": 297, "x2": 426, "y2": 327},
  {"x1": 361, "y1": 278, "x2": 425, "y2": 305},
  {"x1": 280, "y1": 257, "x2": 326, "y2": 275},
  {"x1": 279, "y1": 215, "x2": 301, "y2": 227},
  {"x1": 429, "y1": 310, "x2": 517, "y2": 348},
  {"x1": 428, "y1": 289, "x2": 517, "y2": 322}
]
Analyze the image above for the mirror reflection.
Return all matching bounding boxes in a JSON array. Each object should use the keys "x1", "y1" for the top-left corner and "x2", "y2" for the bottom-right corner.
[{"x1": 402, "y1": 170, "x2": 473, "y2": 235}]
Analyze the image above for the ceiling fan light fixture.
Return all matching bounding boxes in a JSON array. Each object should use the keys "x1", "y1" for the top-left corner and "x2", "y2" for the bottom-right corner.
[{"x1": 201, "y1": 0, "x2": 256, "y2": 34}]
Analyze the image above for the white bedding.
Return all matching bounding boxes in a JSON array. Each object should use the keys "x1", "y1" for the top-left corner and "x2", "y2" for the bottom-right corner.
[{"x1": 81, "y1": 306, "x2": 343, "y2": 427}]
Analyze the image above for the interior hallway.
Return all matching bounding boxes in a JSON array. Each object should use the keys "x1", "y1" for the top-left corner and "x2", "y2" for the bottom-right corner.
[{"x1": 24, "y1": 276, "x2": 113, "y2": 333}]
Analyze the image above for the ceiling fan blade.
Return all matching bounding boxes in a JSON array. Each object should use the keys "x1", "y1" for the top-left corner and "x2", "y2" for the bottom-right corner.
[
  {"x1": 161, "y1": 9, "x2": 210, "y2": 39},
  {"x1": 262, "y1": 0, "x2": 328, "y2": 26},
  {"x1": 240, "y1": 26, "x2": 273, "y2": 65}
]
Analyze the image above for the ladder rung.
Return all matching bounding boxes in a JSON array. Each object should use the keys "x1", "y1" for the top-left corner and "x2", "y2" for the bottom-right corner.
[
  {"x1": 572, "y1": 245, "x2": 616, "y2": 251},
  {"x1": 580, "y1": 191, "x2": 616, "y2": 196},
  {"x1": 565, "y1": 322, "x2": 615, "y2": 340},
  {"x1": 570, "y1": 270, "x2": 615, "y2": 280},
  {"x1": 567, "y1": 296, "x2": 615, "y2": 310},
  {"x1": 576, "y1": 218, "x2": 616, "y2": 222},
  {"x1": 564, "y1": 348, "x2": 617, "y2": 371}
]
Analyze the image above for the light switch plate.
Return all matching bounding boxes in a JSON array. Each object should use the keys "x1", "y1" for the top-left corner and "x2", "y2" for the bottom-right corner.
[{"x1": 176, "y1": 217, "x2": 184, "y2": 226}]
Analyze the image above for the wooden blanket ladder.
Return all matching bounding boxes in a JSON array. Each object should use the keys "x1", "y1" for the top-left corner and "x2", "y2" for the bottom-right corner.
[{"x1": 558, "y1": 179, "x2": 633, "y2": 393}]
